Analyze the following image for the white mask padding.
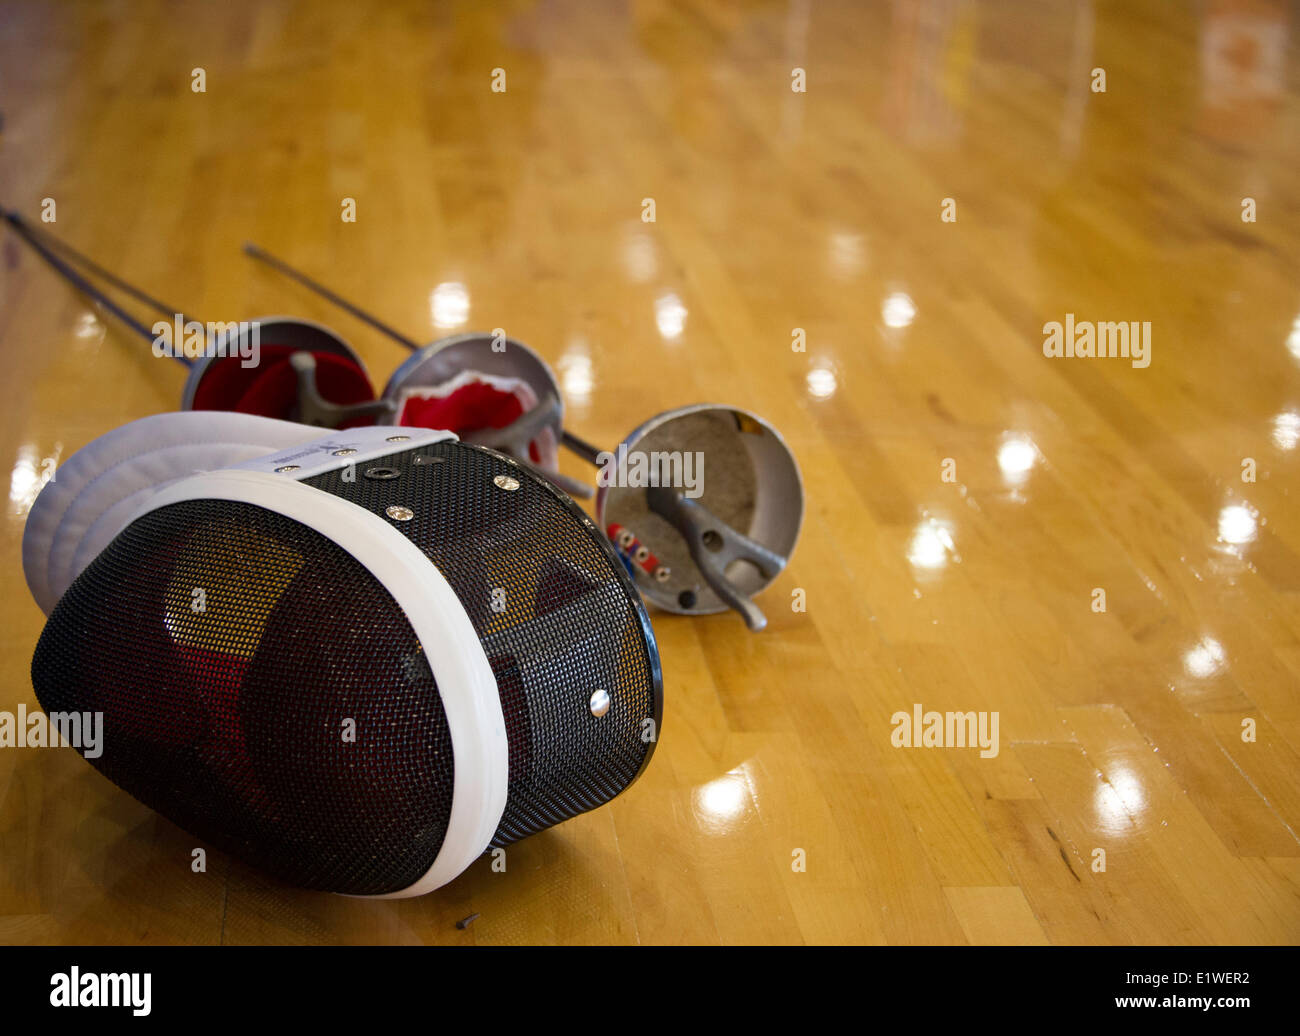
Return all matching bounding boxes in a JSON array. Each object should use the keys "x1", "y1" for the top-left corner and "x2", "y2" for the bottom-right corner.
[{"x1": 23, "y1": 411, "x2": 327, "y2": 615}]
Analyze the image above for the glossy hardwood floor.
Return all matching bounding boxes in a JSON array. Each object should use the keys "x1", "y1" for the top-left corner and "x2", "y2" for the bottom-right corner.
[{"x1": 1, "y1": 0, "x2": 1299, "y2": 945}]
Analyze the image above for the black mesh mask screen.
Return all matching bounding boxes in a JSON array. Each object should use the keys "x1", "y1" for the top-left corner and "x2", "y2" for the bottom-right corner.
[
  {"x1": 30, "y1": 501, "x2": 454, "y2": 896},
  {"x1": 305, "y1": 440, "x2": 663, "y2": 846}
]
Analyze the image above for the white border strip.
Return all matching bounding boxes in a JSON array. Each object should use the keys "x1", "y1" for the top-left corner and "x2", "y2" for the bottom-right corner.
[
  {"x1": 231, "y1": 426, "x2": 454, "y2": 480},
  {"x1": 126, "y1": 467, "x2": 507, "y2": 897}
]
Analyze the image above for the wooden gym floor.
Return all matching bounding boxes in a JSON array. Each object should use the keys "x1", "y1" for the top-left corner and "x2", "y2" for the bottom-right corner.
[{"x1": 1, "y1": 0, "x2": 1299, "y2": 945}]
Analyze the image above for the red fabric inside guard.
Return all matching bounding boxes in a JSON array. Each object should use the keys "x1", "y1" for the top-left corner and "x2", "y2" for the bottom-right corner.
[
  {"x1": 399, "y1": 383, "x2": 524, "y2": 435},
  {"x1": 189, "y1": 346, "x2": 376, "y2": 429}
]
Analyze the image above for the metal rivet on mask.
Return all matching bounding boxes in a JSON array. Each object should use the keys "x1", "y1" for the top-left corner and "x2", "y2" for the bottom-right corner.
[
  {"x1": 332, "y1": 448, "x2": 357, "y2": 456},
  {"x1": 365, "y1": 467, "x2": 401, "y2": 480},
  {"x1": 386, "y1": 505, "x2": 414, "y2": 522},
  {"x1": 275, "y1": 465, "x2": 300, "y2": 473},
  {"x1": 653, "y1": 566, "x2": 671, "y2": 583},
  {"x1": 493, "y1": 474, "x2": 520, "y2": 491},
  {"x1": 386, "y1": 435, "x2": 410, "y2": 442},
  {"x1": 589, "y1": 689, "x2": 611, "y2": 717}
]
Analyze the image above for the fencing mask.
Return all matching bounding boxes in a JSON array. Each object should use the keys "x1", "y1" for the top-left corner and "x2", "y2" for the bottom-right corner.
[{"x1": 23, "y1": 411, "x2": 662, "y2": 896}]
